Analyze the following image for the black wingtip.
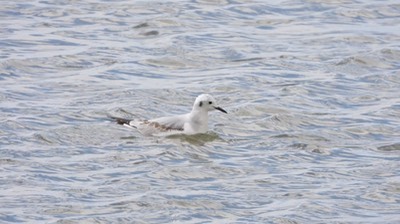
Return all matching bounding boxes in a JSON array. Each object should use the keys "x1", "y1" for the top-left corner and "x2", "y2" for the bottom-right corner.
[
  {"x1": 116, "y1": 118, "x2": 131, "y2": 125},
  {"x1": 108, "y1": 115, "x2": 131, "y2": 125}
]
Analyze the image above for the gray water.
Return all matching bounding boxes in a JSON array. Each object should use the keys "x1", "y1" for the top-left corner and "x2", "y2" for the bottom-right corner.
[{"x1": 1, "y1": 0, "x2": 400, "y2": 223}]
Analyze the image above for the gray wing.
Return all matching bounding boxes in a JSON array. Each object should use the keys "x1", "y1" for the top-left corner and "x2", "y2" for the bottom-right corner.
[
  {"x1": 148, "y1": 114, "x2": 187, "y2": 131},
  {"x1": 111, "y1": 114, "x2": 188, "y2": 136},
  {"x1": 124, "y1": 114, "x2": 188, "y2": 136}
]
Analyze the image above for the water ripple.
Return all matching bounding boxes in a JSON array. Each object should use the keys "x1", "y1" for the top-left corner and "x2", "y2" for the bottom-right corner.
[{"x1": 1, "y1": 0, "x2": 400, "y2": 223}]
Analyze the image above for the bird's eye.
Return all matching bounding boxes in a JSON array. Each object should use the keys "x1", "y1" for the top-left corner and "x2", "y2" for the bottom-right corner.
[{"x1": 209, "y1": 101, "x2": 212, "y2": 105}]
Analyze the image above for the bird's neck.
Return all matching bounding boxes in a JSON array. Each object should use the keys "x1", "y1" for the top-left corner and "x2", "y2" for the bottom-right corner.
[
  {"x1": 190, "y1": 109, "x2": 208, "y2": 120},
  {"x1": 189, "y1": 110, "x2": 209, "y2": 129}
]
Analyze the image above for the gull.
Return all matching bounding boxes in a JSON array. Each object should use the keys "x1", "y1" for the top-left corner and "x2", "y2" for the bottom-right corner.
[{"x1": 112, "y1": 94, "x2": 227, "y2": 136}]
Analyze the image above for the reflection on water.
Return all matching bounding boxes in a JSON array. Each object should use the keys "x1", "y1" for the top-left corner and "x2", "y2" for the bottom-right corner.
[
  {"x1": 166, "y1": 132, "x2": 222, "y2": 146},
  {"x1": 1, "y1": 0, "x2": 400, "y2": 223}
]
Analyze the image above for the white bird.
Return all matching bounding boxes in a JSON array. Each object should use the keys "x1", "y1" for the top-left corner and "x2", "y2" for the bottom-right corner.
[{"x1": 112, "y1": 94, "x2": 227, "y2": 136}]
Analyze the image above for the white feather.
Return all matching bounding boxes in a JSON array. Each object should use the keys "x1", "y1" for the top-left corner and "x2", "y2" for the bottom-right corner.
[{"x1": 117, "y1": 94, "x2": 227, "y2": 136}]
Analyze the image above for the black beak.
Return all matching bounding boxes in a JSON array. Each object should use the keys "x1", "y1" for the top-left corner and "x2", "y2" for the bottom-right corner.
[{"x1": 214, "y1": 106, "x2": 227, "y2": 114}]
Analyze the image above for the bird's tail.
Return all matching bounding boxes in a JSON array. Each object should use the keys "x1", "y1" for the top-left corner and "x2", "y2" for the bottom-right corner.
[{"x1": 108, "y1": 115, "x2": 132, "y2": 126}]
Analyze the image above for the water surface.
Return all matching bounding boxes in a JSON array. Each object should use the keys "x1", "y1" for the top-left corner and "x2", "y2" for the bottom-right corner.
[{"x1": 1, "y1": 0, "x2": 399, "y2": 223}]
